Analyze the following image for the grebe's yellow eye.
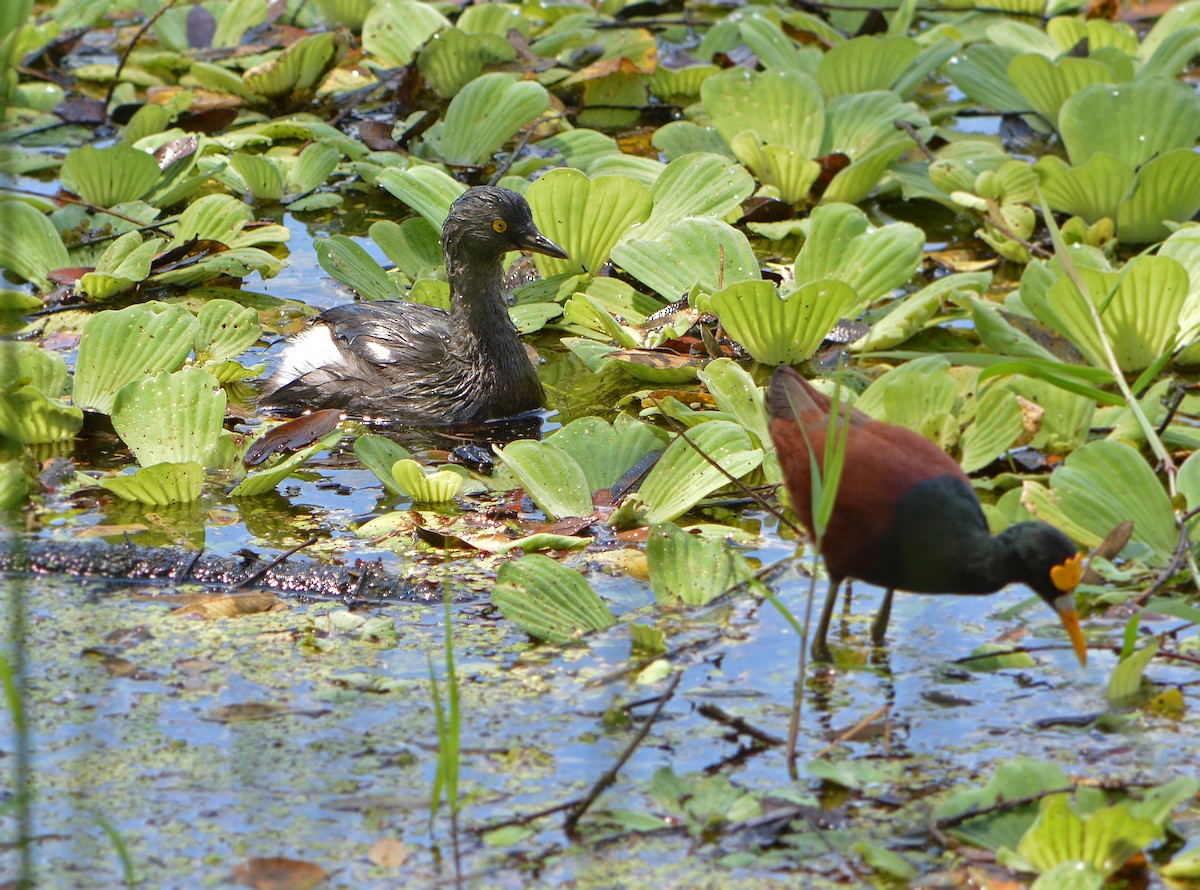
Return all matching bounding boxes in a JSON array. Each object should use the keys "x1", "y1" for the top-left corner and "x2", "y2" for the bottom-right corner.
[
  {"x1": 491, "y1": 218, "x2": 507, "y2": 233},
  {"x1": 1050, "y1": 551, "x2": 1084, "y2": 592}
]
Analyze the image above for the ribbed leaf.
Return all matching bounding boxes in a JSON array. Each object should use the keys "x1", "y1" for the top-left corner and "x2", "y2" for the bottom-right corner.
[
  {"x1": 546, "y1": 415, "x2": 666, "y2": 492},
  {"x1": 701, "y1": 67, "x2": 825, "y2": 156},
  {"x1": 496, "y1": 439, "x2": 593, "y2": 519},
  {"x1": 646, "y1": 521, "x2": 754, "y2": 606},
  {"x1": 417, "y1": 29, "x2": 514, "y2": 98},
  {"x1": 427, "y1": 73, "x2": 548, "y2": 166},
  {"x1": 1021, "y1": 440, "x2": 1176, "y2": 563},
  {"x1": 944, "y1": 44, "x2": 1029, "y2": 115},
  {"x1": 1034, "y1": 153, "x2": 1133, "y2": 225},
  {"x1": 0, "y1": 200, "x2": 69, "y2": 290},
  {"x1": 697, "y1": 358, "x2": 770, "y2": 447},
  {"x1": 230, "y1": 153, "x2": 286, "y2": 201},
  {"x1": 315, "y1": 235, "x2": 400, "y2": 301},
  {"x1": 60, "y1": 142, "x2": 160, "y2": 207},
  {"x1": 0, "y1": 341, "x2": 68, "y2": 396},
  {"x1": 821, "y1": 140, "x2": 910, "y2": 205},
  {"x1": 1059, "y1": 79, "x2": 1200, "y2": 169},
  {"x1": 959, "y1": 385, "x2": 1024, "y2": 473},
  {"x1": 738, "y1": 16, "x2": 819, "y2": 73},
  {"x1": 729, "y1": 136, "x2": 820, "y2": 204},
  {"x1": 1008, "y1": 55, "x2": 1116, "y2": 128},
  {"x1": 171, "y1": 193, "x2": 252, "y2": 246},
  {"x1": 376, "y1": 165, "x2": 465, "y2": 231},
  {"x1": 289, "y1": 141, "x2": 340, "y2": 196},
  {"x1": 391, "y1": 459, "x2": 464, "y2": 502},
  {"x1": 0, "y1": 386, "x2": 83, "y2": 444},
  {"x1": 111, "y1": 367, "x2": 226, "y2": 468},
  {"x1": 817, "y1": 35, "x2": 919, "y2": 97},
  {"x1": 824, "y1": 91, "x2": 923, "y2": 158},
  {"x1": 370, "y1": 218, "x2": 442, "y2": 282},
  {"x1": 525, "y1": 168, "x2": 652, "y2": 277},
  {"x1": 710, "y1": 278, "x2": 859, "y2": 365},
  {"x1": 1117, "y1": 149, "x2": 1200, "y2": 245},
  {"x1": 354, "y1": 433, "x2": 413, "y2": 496},
  {"x1": 1003, "y1": 794, "x2": 1160, "y2": 878},
  {"x1": 632, "y1": 421, "x2": 762, "y2": 526},
  {"x1": 243, "y1": 31, "x2": 337, "y2": 99},
  {"x1": 74, "y1": 302, "x2": 198, "y2": 414},
  {"x1": 650, "y1": 122, "x2": 732, "y2": 162},
  {"x1": 362, "y1": 0, "x2": 449, "y2": 68},
  {"x1": 195, "y1": 299, "x2": 261, "y2": 363},
  {"x1": 492, "y1": 555, "x2": 616, "y2": 644},
  {"x1": 1030, "y1": 257, "x2": 1188, "y2": 371},
  {"x1": 792, "y1": 203, "x2": 923, "y2": 308},
  {"x1": 612, "y1": 217, "x2": 759, "y2": 300},
  {"x1": 100, "y1": 462, "x2": 204, "y2": 506}
]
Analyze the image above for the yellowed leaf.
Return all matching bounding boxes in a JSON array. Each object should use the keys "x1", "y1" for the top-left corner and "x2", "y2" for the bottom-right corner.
[
  {"x1": 230, "y1": 857, "x2": 327, "y2": 890},
  {"x1": 173, "y1": 592, "x2": 285, "y2": 619},
  {"x1": 367, "y1": 838, "x2": 408, "y2": 869}
]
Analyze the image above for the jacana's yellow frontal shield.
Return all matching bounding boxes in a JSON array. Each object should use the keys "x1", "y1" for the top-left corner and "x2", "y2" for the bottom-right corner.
[{"x1": 1050, "y1": 552, "x2": 1084, "y2": 593}]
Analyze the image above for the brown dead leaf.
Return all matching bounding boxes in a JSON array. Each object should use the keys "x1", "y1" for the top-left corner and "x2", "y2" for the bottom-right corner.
[
  {"x1": 367, "y1": 838, "x2": 408, "y2": 869},
  {"x1": 205, "y1": 703, "x2": 326, "y2": 723},
  {"x1": 173, "y1": 592, "x2": 284, "y2": 619},
  {"x1": 72, "y1": 524, "x2": 148, "y2": 539},
  {"x1": 243, "y1": 409, "x2": 344, "y2": 467},
  {"x1": 1013, "y1": 395, "x2": 1045, "y2": 447},
  {"x1": 230, "y1": 857, "x2": 327, "y2": 890}
]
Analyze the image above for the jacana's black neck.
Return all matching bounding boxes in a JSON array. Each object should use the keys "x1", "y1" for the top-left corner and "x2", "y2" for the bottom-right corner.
[{"x1": 956, "y1": 528, "x2": 1029, "y2": 595}]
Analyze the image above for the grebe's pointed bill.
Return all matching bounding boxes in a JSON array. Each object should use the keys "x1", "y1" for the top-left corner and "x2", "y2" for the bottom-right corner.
[
  {"x1": 517, "y1": 231, "x2": 569, "y2": 260},
  {"x1": 1052, "y1": 592, "x2": 1088, "y2": 667}
]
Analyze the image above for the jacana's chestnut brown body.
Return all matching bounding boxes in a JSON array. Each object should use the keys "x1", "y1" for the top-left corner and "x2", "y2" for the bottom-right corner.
[{"x1": 768, "y1": 365, "x2": 1087, "y2": 665}]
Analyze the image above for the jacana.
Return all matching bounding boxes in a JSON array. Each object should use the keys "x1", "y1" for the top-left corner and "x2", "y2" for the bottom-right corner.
[
  {"x1": 768, "y1": 365, "x2": 1087, "y2": 665},
  {"x1": 260, "y1": 186, "x2": 569, "y2": 422}
]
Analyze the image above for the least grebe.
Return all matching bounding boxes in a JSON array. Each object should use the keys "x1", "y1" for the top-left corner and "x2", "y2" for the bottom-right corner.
[{"x1": 260, "y1": 186, "x2": 568, "y2": 422}]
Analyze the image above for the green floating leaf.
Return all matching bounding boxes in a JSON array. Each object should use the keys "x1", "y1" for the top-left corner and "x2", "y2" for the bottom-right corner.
[
  {"x1": 77, "y1": 231, "x2": 162, "y2": 302},
  {"x1": 423, "y1": 73, "x2": 548, "y2": 166},
  {"x1": 0, "y1": 200, "x2": 69, "y2": 291},
  {"x1": 612, "y1": 217, "x2": 759, "y2": 300},
  {"x1": 702, "y1": 67, "x2": 825, "y2": 158},
  {"x1": 60, "y1": 142, "x2": 160, "y2": 207},
  {"x1": 111, "y1": 367, "x2": 226, "y2": 468},
  {"x1": 792, "y1": 203, "x2": 924, "y2": 309},
  {"x1": 636, "y1": 152, "x2": 755, "y2": 242},
  {"x1": 496, "y1": 440, "x2": 593, "y2": 520},
  {"x1": 370, "y1": 217, "x2": 441, "y2": 282},
  {"x1": 231, "y1": 429, "x2": 344, "y2": 497},
  {"x1": 1008, "y1": 54, "x2": 1115, "y2": 128},
  {"x1": 544, "y1": 415, "x2": 666, "y2": 492},
  {"x1": 0, "y1": 341, "x2": 68, "y2": 396},
  {"x1": 377, "y1": 165, "x2": 465, "y2": 231},
  {"x1": 418, "y1": 28, "x2": 515, "y2": 98},
  {"x1": 1022, "y1": 440, "x2": 1176, "y2": 564},
  {"x1": 710, "y1": 278, "x2": 859, "y2": 365},
  {"x1": 999, "y1": 793, "x2": 1161, "y2": 878},
  {"x1": 315, "y1": 235, "x2": 400, "y2": 302},
  {"x1": 196, "y1": 299, "x2": 261, "y2": 363},
  {"x1": 289, "y1": 141, "x2": 340, "y2": 197},
  {"x1": 1059, "y1": 78, "x2": 1200, "y2": 170},
  {"x1": 243, "y1": 31, "x2": 338, "y2": 99},
  {"x1": 646, "y1": 522, "x2": 755, "y2": 607},
  {"x1": 0, "y1": 385, "x2": 83, "y2": 444},
  {"x1": 100, "y1": 462, "x2": 204, "y2": 506},
  {"x1": 1106, "y1": 640, "x2": 1159, "y2": 708},
  {"x1": 697, "y1": 358, "x2": 770, "y2": 447},
  {"x1": 362, "y1": 0, "x2": 450, "y2": 67},
  {"x1": 625, "y1": 421, "x2": 762, "y2": 526},
  {"x1": 959, "y1": 384, "x2": 1024, "y2": 473},
  {"x1": 355, "y1": 433, "x2": 413, "y2": 496},
  {"x1": 73, "y1": 302, "x2": 199, "y2": 414},
  {"x1": 229, "y1": 153, "x2": 286, "y2": 201},
  {"x1": 817, "y1": 34, "x2": 920, "y2": 97},
  {"x1": 492, "y1": 555, "x2": 616, "y2": 644},
  {"x1": 961, "y1": 643, "x2": 1037, "y2": 672},
  {"x1": 525, "y1": 168, "x2": 653, "y2": 278},
  {"x1": 391, "y1": 459, "x2": 464, "y2": 502},
  {"x1": 629, "y1": 622, "x2": 667, "y2": 655}
]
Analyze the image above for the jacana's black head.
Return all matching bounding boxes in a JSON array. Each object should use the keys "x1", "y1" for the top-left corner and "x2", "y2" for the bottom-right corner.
[
  {"x1": 441, "y1": 186, "x2": 569, "y2": 264},
  {"x1": 1006, "y1": 521, "x2": 1087, "y2": 664}
]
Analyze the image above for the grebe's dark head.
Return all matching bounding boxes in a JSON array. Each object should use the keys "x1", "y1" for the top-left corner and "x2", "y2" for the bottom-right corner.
[{"x1": 441, "y1": 186, "x2": 568, "y2": 263}]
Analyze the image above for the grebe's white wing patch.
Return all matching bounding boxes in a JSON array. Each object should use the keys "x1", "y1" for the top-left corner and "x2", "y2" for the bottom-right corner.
[{"x1": 268, "y1": 325, "x2": 343, "y2": 387}]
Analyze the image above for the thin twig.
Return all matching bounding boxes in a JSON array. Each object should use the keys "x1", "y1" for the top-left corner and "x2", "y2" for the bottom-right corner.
[
  {"x1": 237, "y1": 536, "x2": 319, "y2": 588},
  {"x1": 812, "y1": 705, "x2": 889, "y2": 759},
  {"x1": 1130, "y1": 504, "x2": 1200, "y2": 606},
  {"x1": 696, "y1": 703, "x2": 784, "y2": 747},
  {"x1": 563, "y1": 671, "x2": 682, "y2": 837},
  {"x1": 933, "y1": 785, "x2": 1075, "y2": 833},
  {"x1": 469, "y1": 800, "x2": 578, "y2": 836},
  {"x1": 0, "y1": 185, "x2": 174, "y2": 235},
  {"x1": 106, "y1": 0, "x2": 184, "y2": 107}
]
